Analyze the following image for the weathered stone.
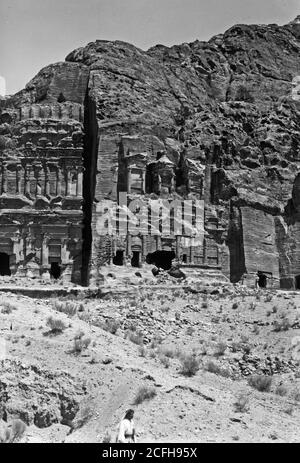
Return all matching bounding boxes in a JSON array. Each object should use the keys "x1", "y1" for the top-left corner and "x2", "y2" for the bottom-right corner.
[{"x1": 0, "y1": 17, "x2": 299, "y2": 288}]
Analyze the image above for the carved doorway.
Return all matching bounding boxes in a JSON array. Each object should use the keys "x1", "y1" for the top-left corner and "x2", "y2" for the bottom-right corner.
[
  {"x1": 0, "y1": 253, "x2": 11, "y2": 276},
  {"x1": 295, "y1": 275, "x2": 300, "y2": 290}
]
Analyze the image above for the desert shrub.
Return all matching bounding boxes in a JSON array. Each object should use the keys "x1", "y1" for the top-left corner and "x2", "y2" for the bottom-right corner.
[
  {"x1": 138, "y1": 346, "x2": 147, "y2": 357},
  {"x1": 180, "y1": 354, "x2": 200, "y2": 377},
  {"x1": 102, "y1": 431, "x2": 112, "y2": 443},
  {"x1": 159, "y1": 354, "x2": 170, "y2": 368},
  {"x1": 1, "y1": 302, "x2": 16, "y2": 314},
  {"x1": 264, "y1": 294, "x2": 273, "y2": 303},
  {"x1": 249, "y1": 302, "x2": 256, "y2": 311},
  {"x1": 46, "y1": 316, "x2": 66, "y2": 333},
  {"x1": 248, "y1": 374, "x2": 272, "y2": 392},
  {"x1": 102, "y1": 319, "x2": 120, "y2": 335},
  {"x1": 53, "y1": 301, "x2": 77, "y2": 316},
  {"x1": 234, "y1": 393, "x2": 250, "y2": 413},
  {"x1": 126, "y1": 330, "x2": 144, "y2": 346},
  {"x1": 205, "y1": 361, "x2": 230, "y2": 378},
  {"x1": 134, "y1": 386, "x2": 157, "y2": 405},
  {"x1": 291, "y1": 389, "x2": 300, "y2": 402},
  {"x1": 72, "y1": 331, "x2": 91, "y2": 353},
  {"x1": 275, "y1": 384, "x2": 288, "y2": 397},
  {"x1": 232, "y1": 302, "x2": 239, "y2": 310},
  {"x1": 273, "y1": 318, "x2": 290, "y2": 332},
  {"x1": 159, "y1": 346, "x2": 177, "y2": 359},
  {"x1": 214, "y1": 342, "x2": 227, "y2": 357}
]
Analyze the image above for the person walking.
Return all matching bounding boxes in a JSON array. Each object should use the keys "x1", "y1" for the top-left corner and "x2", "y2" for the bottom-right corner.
[{"x1": 116, "y1": 409, "x2": 136, "y2": 443}]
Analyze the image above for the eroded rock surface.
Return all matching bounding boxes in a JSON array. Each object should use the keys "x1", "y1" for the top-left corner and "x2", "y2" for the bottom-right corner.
[{"x1": 0, "y1": 18, "x2": 299, "y2": 288}]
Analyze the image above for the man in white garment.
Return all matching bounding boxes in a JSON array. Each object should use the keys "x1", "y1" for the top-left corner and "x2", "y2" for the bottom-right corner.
[{"x1": 117, "y1": 409, "x2": 136, "y2": 443}]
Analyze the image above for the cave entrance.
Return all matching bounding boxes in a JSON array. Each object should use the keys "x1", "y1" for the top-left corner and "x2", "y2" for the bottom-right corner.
[
  {"x1": 295, "y1": 275, "x2": 300, "y2": 290},
  {"x1": 131, "y1": 251, "x2": 140, "y2": 268},
  {"x1": 50, "y1": 262, "x2": 61, "y2": 280},
  {"x1": 113, "y1": 250, "x2": 124, "y2": 266},
  {"x1": 257, "y1": 272, "x2": 267, "y2": 288},
  {"x1": 0, "y1": 253, "x2": 11, "y2": 276},
  {"x1": 146, "y1": 250, "x2": 175, "y2": 270}
]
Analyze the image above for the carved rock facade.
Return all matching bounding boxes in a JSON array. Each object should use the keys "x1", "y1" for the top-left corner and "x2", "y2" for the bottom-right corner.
[{"x1": 0, "y1": 18, "x2": 300, "y2": 288}]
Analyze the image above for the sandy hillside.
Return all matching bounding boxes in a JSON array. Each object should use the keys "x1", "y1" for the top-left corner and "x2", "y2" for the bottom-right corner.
[{"x1": 0, "y1": 280, "x2": 300, "y2": 443}]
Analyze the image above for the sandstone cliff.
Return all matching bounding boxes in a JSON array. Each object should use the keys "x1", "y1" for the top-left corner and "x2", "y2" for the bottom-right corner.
[{"x1": 0, "y1": 17, "x2": 300, "y2": 287}]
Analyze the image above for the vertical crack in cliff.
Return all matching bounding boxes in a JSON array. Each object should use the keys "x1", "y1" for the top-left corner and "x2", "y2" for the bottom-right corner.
[{"x1": 81, "y1": 75, "x2": 99, "y2": 285}]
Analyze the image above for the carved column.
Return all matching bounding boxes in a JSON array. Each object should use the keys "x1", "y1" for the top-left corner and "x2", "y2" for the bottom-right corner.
[
  {"x1": 127, "y1": 167, "x2": 132, "y2": 193},
  {"x1": 142, "y1": 170, "x2": 146, "y2": 194},
  {"x1": 24, "y1": 164, "x2": 31, "y2": 195},
  {"x1": 176, "y1": 236, "x2": 180, "y2": 259},
  {"x1": 44, "y1": 165, "x2": 50, "y2": 197},
  {"x1": 15, "y1": 164, "x2": 23, "y2": 194},
  {"x1": 1, "y1": 162, "x2": 7, "y2": 194},
  {"x1": 127, "y1": 234, "x2": 132, "y2": 259},
  {"x1": 56, "y1": 165, "x2": 62, "y2": 196},
  {"x1": 76, "y1": 167, "x2": 83, "y2": 197},
  {"x1": 34, "y1": 164, "x2": 43, "y2": 196},
  {"x1": 65, "y1": 168, "x2": 71, "y2": 196},
  {"x1": 156, "y1": 235, "x2": 162, "y2": 251}
]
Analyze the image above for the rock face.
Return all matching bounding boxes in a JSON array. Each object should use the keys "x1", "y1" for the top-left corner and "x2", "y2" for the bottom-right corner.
[{"x1": 0, "y1": 18, "x2": 300, "y2": 288}]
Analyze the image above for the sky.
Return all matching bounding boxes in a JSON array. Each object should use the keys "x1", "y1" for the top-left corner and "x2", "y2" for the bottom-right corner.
[{"x1": 0, "y1": 0, "x2": 299, "y2": 95}]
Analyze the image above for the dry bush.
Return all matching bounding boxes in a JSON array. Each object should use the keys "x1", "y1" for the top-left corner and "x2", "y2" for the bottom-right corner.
[
  {"x1": 126, "y1": 330, "x2": 144, "y2": 346},
  {"x1": 134, "y1": 386, "x2": 157, "y2": 405},
  {"x1": 275, "y1": 384, "x2": 288, "y2": 397},
  {"x1": 214, "y1": 342, "x2": 227, "y2": 357},
  {"x1": 234, "y1": 393, "x2": 250, "y2": 413},
  {"x1": 205, "y1": 361, "x2": 230, "y2": 378},
  {"x1": 102, "y1": 319, "x2": 120, "y2": 335},
  {"x1": 72, "y1": 331, "x2": 91, "y2": 353},
  {"x1": 158, "y1": 346, "x2": 177, "y2": 359},
  {"x1": 53, "y1": 300, "x2": 78, "y2": 316},
  {"x1": 248, "y1": 374, "x2": 272, "y2": 392},
  {"x1": 138, "y1": 346, "x2": 147, "y2": 357},
  {"x1": 273, "y1": 318, "x2": 290, "y2": 332},
  {"x1": 232, "y1": 302, "x2": 239, "y2": 310},
  {"x1": 180, "y1": 354, "x2": 200, "y2": 377},
  {"x1": 159, "y1": 354, "x2": 170, "y2": 368},
  {"x1": 102, "y1": 431, "x2": 112, "y2": 443},
  {"x1": 46, "y1": 316, "x2": 66, "y2": 333},
  {"x1": 1, "y1": 302, "x2": 16, "y2": 314}
]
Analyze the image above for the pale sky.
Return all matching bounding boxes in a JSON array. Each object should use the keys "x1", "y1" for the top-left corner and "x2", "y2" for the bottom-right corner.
[
  {"x1": 0, "y1": 0, "x2": 298, "y2": 95},
  {"x1": 0, "y1": 76, "x2": 6, "y2": 96}
]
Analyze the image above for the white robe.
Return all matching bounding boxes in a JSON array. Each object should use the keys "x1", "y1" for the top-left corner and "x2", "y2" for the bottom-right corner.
[{"x1": 117, "y1": 418, "x2": 135, "y2": 443}]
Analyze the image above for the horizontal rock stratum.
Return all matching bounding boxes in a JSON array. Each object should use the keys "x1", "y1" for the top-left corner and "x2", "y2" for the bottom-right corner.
[{"x1": 0, "y1": 17, "x2": 299, "y2": 288}]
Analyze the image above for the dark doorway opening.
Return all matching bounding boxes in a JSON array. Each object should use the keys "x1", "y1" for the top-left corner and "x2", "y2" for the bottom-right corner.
[
  {"x1": 0, "y1": 253, "x2": 11, "y2": 276},
  {"x1": 131, "y1": 251, "x2": 140, "y2": 268},
  {"x1": 50, "y1": 262, "x2": 61, "y2": 279},
  {"x1": 257, "y1": 272, "x2": 267, "y2": 288},
  {"x1": 295, "y1": 275, "x2": 300, "y2": 290},
  {"x1": 182, "y1": 254, "x2": 187, "y2": 263},
  {"x1": 146, "y1": 250, "x2": 175, "y2": 270},
  {"x1": 113, "y1": 250, "x2": 124, "y2": 266}
]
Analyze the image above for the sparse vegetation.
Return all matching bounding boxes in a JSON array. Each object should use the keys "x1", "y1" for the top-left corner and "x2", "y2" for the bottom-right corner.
[
  {"x1": 46, "y1": 316, "x2": 66, "y2": 333},
  {"x1": 234, "y1": 393, "x2": 250, "y2": 413},
  {"x1": 180, "y1": 354, "x2": 200, "y2": 377},
  {"x1": 134, "y1": 386, "x2": 157, "y2": 405},
  {"x1": 248, "y1": 374, "x2": 272, "y2": 392}
]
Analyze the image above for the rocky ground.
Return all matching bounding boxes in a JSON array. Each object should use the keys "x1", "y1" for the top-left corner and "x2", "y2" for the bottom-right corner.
[{"x1": 0, "y1": 272, "x2": 300, "y2": 443}]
